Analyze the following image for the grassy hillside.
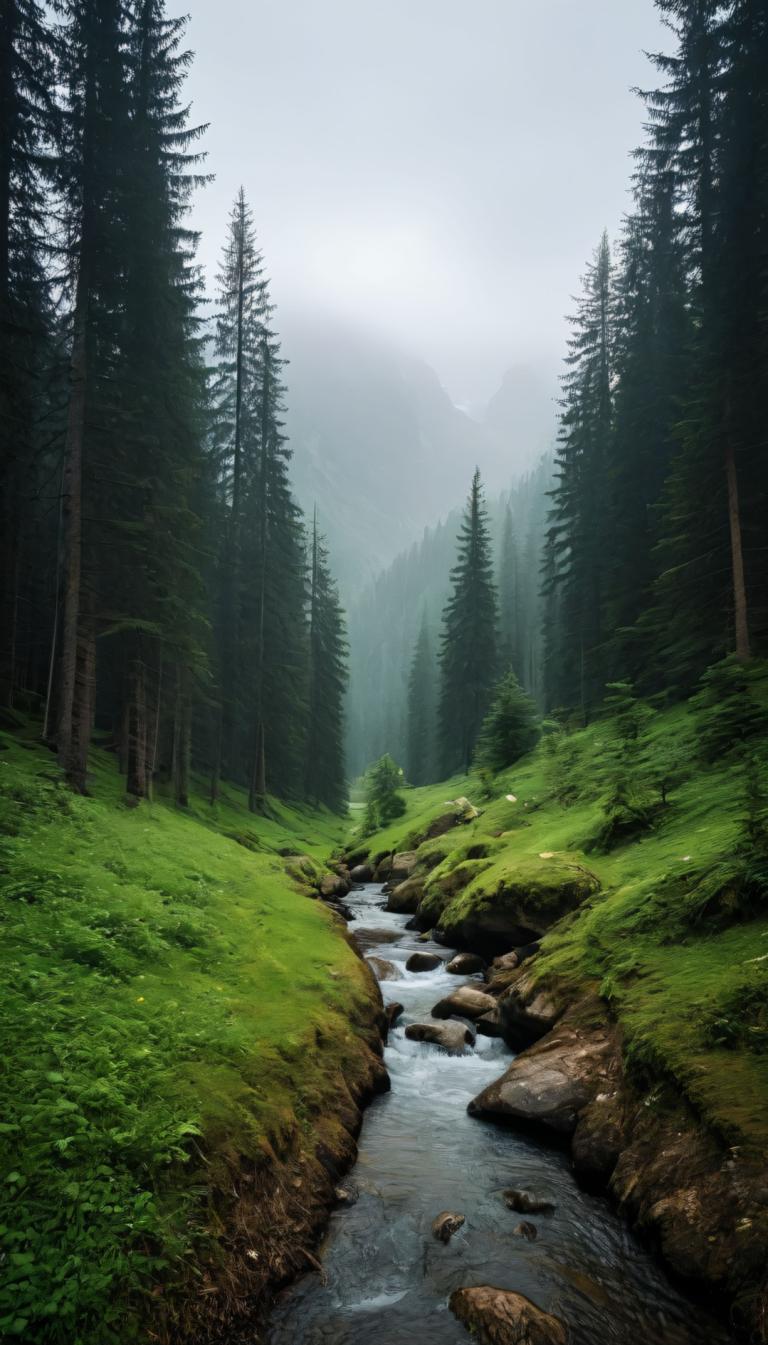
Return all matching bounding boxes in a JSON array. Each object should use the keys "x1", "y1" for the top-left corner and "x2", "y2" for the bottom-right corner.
[
  {"x1": 0, "y1": 724, "x2": 375, "y2": 1344},
  {"x1": 353, "y1": 700, "x2": 768, "y2": 1157}
]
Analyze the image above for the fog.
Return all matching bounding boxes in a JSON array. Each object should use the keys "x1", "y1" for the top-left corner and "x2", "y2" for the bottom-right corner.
[{"x1": 185, "y1": 0, "x2": 669, "y2": 407}]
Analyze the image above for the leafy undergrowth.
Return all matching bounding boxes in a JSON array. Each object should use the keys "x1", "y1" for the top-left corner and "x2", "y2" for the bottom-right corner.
[
  {"x1": 357, "y1": 703, "x2": 768, "y2": 1157},
  {"x1": 0, "y1": 726, "x2": 372, "y2": 1344}
]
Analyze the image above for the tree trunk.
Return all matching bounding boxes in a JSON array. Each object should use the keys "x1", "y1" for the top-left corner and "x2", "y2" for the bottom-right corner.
[
  {"x1": 68, "y1": 587, "x2": 95, "y2": 794},
  {"x1": 126, "y1": 652, "x2": 148, "y2": 798},
  {"x1": 248, "y1": 720, "x2": 266, "y2": 813},
  {"x1": 56, "y1": 291, "x2": 88, "y2": 785},
  {"x1": 173, "y1": 664, "x2": 190, "y2": 807},
  {"x1": 725, "y1": 435, "x2": 750, "y2": 662}
]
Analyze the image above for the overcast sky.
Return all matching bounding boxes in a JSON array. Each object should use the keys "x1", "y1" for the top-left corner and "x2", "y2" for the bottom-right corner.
[{"x1": 184, "y1": 0, "x2": 670, "y2": 407}]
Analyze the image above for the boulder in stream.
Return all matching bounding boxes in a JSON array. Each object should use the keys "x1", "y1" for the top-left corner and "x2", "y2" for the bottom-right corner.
[
  {"x1": 446, "y1": 951, "x2": 486, "y2": 975},
  {"x1": 449, "y1": 1286, "x2": 568, "y2": 1345},
  {"x1": 406, "y1": 951, "x2": 442, "y2": 972},
  {"x1": 514, "y1": 1221, "x2": 538, "y2": 1241},
  {"x1": 503, "y1": 1189, "x2": 555, "y2": 1215},
  {"x1": 384, "y1": 1001, "x2": 404, "y2": 1030},
  {"x1": 431, "y1": 985, "x2": 497, "y2": 1021},
  {"x1": 386, "y1": 875, "x2": 424, "y2": 914},
  {"x1": 366, "y1": 956, "x2": 398, "y2": 981},
  {"x1": 350, "y1": 863, "x2": 374, "y2": 883},
  {"x1": 405, "y1": 1021, "x2": 475, "y2": 1054},
  {"x1": 432, "y1": 1210, "x2": 465, "y2": 1243}
]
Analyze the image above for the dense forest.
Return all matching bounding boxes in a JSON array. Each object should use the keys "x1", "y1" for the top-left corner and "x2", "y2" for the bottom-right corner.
[
  {"x1": 2, "y1": 2, "x2": 768, "y2": 1344},
  {"x1": 0, "y1": 0, "x2": 347, "y2": 812}
]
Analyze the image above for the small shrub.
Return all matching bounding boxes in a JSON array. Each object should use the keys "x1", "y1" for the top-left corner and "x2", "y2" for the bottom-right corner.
[
  {"x1": 473, "y1": 669, "x2": 539, "y2": 775},
  {"x1": 691, "y1": 656, "x2": 768, "y2": 763}
]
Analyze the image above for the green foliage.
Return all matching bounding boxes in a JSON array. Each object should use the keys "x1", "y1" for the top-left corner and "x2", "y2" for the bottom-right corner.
[
  {"x1": 362, "y1": 754, "x2": 407, "y2": 834},
  {"x1": 474, "y1": 668, "x2": 539, "y2": 775},
  {"x1": 691, "y1": 657, "x2": 768, "y2": 763},
  {"x1": 0, "y1": 732, "x2": 366, "y2": 1343},
  {"x1": 406, "y1": 614, "x2": 436, "y2": 786},
  {"x1": 703, "y1": 974, "x2": 768, "y2": 1055},
  {"x1": 438, "y1": 469, "x2": 498, "y2": 776}
]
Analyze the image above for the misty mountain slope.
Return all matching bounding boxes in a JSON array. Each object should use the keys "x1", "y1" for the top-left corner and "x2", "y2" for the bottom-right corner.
[{"x1": 282, "y1": 315, "x2": 553, "y2": 593}]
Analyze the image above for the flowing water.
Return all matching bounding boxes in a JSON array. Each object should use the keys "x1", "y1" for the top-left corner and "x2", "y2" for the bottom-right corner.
[{"x1": 266, "y1": 883, "x2": 733, "y2": 1345}]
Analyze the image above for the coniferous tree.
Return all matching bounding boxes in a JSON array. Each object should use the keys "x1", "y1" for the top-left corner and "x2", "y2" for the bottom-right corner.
[
  {"x1": 474, "y1": 668, "x2": 539, "y2": 776},
  {"x1": 406, "y1": 612, "x2": 435, "y2": 785},
  {"x1": 438, "y1": 468, "x2": 498, "y2": 775},
  {"x1": 304, "y1": 512, "x2": 348, "y2": 812},
  {"x1": 545, "y1": 232, "x2": 614, "y2": 717},
  {"x1": 498, "y1": 503, "x2": 520, "y2": 677},
  {"x1": 0, "y1": 0, "x2": 56, "y2": 709}
]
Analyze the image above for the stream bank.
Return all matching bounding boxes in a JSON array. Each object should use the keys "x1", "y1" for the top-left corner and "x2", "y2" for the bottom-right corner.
[{"x1": 264, "y1": 881, "x2": 733, "y2": 1345}]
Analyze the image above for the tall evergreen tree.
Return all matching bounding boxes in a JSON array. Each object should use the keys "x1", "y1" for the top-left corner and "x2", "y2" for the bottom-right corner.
[
  {"x1": 406, "y1": 612, "x2": 435, "y2": 785},
  {"x1": 544, "y1": 232, "x2": 614, "y2": 716},
  {"x1": 438, "y1": 469, "x2": 498, "y2": 775},
  {"x1": 304, "y1": 511, "x2": 348, "y2": 811},
  {"x1": 498, "y1": 503, "x2": 520, "y2": 677},
  {"x1": 0, "y1": 0, "x2": 55, "y2": 708}
]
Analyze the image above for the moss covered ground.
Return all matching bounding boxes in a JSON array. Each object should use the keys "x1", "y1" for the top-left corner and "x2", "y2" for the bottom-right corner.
[
  {"x1": 0, "y1": 724, "x2": 372, "y2": 1343},
  {"x1": 354, "y1": 703, "x2": 768, "y2": 1158}
]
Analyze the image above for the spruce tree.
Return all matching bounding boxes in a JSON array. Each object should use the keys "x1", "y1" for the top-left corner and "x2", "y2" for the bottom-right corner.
[
  {"x1": 474, "y1": 668, "x2": 539, "y2": 776},
  {"x1": 498, "y1": 503, "x2": 520, "y2": 677},
  {"x1": 438, "y1": 468, "x2": 498, "y2": 775},
  {"x1": 304, "y1": 512, "x2": 348, "y2": 811},
  {"x1": 545, "y1": 232, "x2": 614, "y2": 717},
  {"x1": 406, "y1": 612, "x2": 435, "y2": 785}
]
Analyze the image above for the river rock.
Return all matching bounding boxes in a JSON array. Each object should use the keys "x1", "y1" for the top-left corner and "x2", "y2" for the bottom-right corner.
[
  {"x1": 386, "y1": 875, "x2": 424, "y2": 914},
  {"x1": 366, "y1": 956, "x2": 398, "y2": 981},
  {"x1": 446, "y1": 952, "x2": 486, "y2": 975},
  {"x1": 406, "y1": 951, "x2": 442, "y2": 972},
  {"x1": 497, "y1": 967, "x2": 561, "y2": 1050},
  {"x1": 432, "y1": 1210, "x2": 465, "y2": 1243},
  {"x1": 449, "y1": 1286, "x2": 568, "y2": 1345},
  {"x1": 384, "y1": 1001, "x2": 404, "y2": 1029},
  {"x1": 431, "y1": 985, "x2": 497, "y2": 1021},
  {"x1": 468, "y1": 1021, "x2": 616, "y2": 1137},
  {"x1": 374, "y1": 854, "x2": 394, "y2": 881},
  {"x1": 476, "y1": 1007, "x2": 504, "y2": 1037},
  {"x1": 391, "y1": 850, "x2": 419, "y2": 882},
  {"x1": 320, "y1": 872, "x2": 350, "y2": 899},
  {"x1": 514, "y1": 1221, "x2": 538, "y2": 1241},
  {"x1": 405, "y1": 1021, "x2": 475, "y2": 1054},
  {"x1": 334, "y1": 1182, "x2": 359, "y2": 1205},
  {"x1": 503, "y1": 1189, "x2": 555, "y2": 1215},
  {"x1": 350, "y1": 863, "x2": 374, "y2": 883}
]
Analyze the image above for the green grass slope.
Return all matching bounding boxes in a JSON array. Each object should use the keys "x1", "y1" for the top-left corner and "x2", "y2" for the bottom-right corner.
[
  {"x1": 0, "y1": 726, "x2": 374, "y2": 1344},
  {"x1": 353, "y1": 704, "x2": 768, "y2": 1158}
]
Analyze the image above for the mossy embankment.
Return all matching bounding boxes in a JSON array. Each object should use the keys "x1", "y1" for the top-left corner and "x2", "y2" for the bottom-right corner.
[
  {"x1": 0, "y1": 723, "x2": 384, "y2": 1345},
  {"x1": 352, "y1": 702, "x2": 768, "y2": 1332}
]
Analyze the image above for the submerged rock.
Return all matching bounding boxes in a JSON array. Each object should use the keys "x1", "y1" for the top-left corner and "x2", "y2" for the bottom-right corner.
[
  {"x1": 503, "y1": 1189, "x2": 555, "y2": 1215},
  {"x1": 405, "y1": 1021, "x2": 475, "y2": 1054},
  {"x1": 366, "y1": 956, "x2": 398, "y2": 981},
  {"x1": 406, "y1": 951, "x2": 442, "y2": 972},
  {"x1": 514, "y1": 1221, "x2": 538, "y2": 1241},
  {"x1": 431, "y1": 985, "x2": 497, "y2": 1021},
  {"x1": 432, "y1": 1210, "x2": 465, "y2": 1243},
  {"x1": 449, "y1": 1286, "x2": 568, "y2": 1345},
  {"x1": 446, "y1": 951, "x2": 486, "y2": 975},
  {"x1": 334, "y1": 1182, "x2": 359, "y2": 1205}
]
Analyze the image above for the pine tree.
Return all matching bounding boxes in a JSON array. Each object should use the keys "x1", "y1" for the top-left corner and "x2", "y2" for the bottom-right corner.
[
  {"x1": 438, "y1": 468, "x2": 498, "y2": 775},
  {"x1": 406, "y1": 612, "x2": 435, "y2": 785},
  {"x1": 53, "y1": 0, "x2": 132, "y2": 789},
  {"x1": 545, "y1": 232, "x2": 614, "y2": 717},
  {"x1": 0, "y1": 0, "x2": 55, "y2": 708},
  {"x1": 474, "y1": 668, "x2": 539, "y2": 776},
  {"x1": 498, "y1": 503, "x2": 520, "y2": 678},
  {"x1": 304, "y1": 512, "x2": 348, "y2": 811}
]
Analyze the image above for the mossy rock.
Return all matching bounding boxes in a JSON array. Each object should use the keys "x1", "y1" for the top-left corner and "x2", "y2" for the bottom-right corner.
[
  {"x1": 434, "y1": 855, "x2": 600, "y2": 957},
  {"x1": 416, "y1": 859, "x2": 495, "y2": 929}
]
